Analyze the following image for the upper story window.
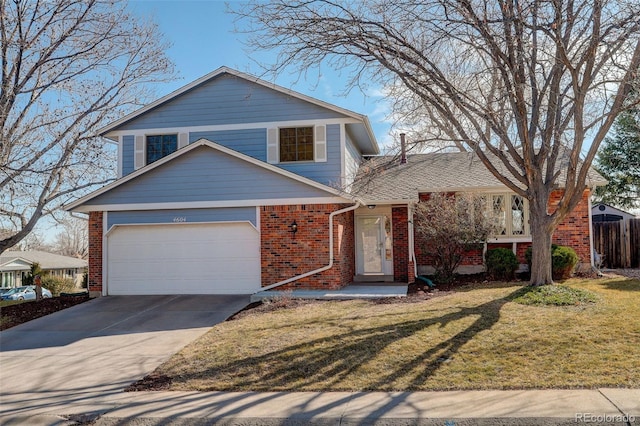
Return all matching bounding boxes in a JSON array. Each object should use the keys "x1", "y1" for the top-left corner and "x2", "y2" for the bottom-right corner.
[
  {"x1": 491, "y1": 193, "x2": 529, "y2": 237},
  {"x1": 146, "y1": 134, "x2": 177, "y2": 164},
  {"x1": 279, "y1": 127, "x2": 314, "y2": 162}
]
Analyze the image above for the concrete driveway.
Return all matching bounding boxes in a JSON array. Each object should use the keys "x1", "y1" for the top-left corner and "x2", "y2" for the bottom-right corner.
[{"x1": 0, "y1": 295, "x2": 250, "y2": 418}]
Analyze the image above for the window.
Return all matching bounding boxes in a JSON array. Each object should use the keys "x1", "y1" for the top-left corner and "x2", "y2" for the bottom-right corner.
[
  {"x1": 279, "y1": 127, "x2": 314, "y2": 162},
  {"x1": 146, "y1": 134, "x2": 177, "y2": 164},
  {"x1": 491, "y1": 193, "x2": 529, "y2": 237}
]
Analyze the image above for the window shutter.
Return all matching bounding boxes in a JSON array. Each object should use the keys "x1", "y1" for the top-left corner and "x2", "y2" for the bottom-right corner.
[
  {"x1": 134, "y1": 135, "x2": 145, "y2": 170},
  {"x1": 267, "y1": 128, "x2": 278, "y2": 164},
  {"x1": 178, "y1": 132, "x2": 189, "y2": 149},
  {"x1": 314, "y1": 125, "x2": 327, "y2": 162}
]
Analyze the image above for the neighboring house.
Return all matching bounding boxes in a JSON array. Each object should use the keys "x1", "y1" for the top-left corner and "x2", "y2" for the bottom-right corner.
[
  {"x1": 67, "y1": 67, "x2": 605, "y2": 297},
  {"x1": 591, "y1": 203, "x2": 637, "y2": 223},
  {"x1": 0, "y1": 250, "x2": 88, "y2": 289}
]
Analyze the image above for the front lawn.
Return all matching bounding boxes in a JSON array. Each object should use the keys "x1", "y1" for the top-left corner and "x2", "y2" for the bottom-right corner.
[{"x1": 146, "y1": 276, "x2": 640, "y2": 391}]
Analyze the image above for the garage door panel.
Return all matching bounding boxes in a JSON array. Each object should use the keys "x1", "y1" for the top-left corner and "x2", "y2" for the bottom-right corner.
[{"x1": 107, "y1": 223, "x2": 260, "y2": 295}]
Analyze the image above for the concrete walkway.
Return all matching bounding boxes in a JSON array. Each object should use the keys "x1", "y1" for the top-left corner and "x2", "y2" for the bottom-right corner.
[
  {"x1": 251, "y1": 283, "x2": 409, "y2": 302},
  {"x1": 2, "y1": 389, "x2": 638, "y2": 425}
]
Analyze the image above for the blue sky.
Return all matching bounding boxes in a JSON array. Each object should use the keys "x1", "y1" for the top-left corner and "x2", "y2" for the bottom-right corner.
[{"x1": 128, "y1": 0, "x2": 394, "y2": 147}]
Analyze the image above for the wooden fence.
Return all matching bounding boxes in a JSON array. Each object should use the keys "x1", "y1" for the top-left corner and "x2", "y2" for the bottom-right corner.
[{"x1": 593, "y1": 218, "x2": 640, "y2": 268}]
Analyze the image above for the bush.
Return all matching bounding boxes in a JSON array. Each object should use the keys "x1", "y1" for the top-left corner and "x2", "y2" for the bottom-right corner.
[
  {"x1": 41, "y1": 276, "x2": 76, "y2": 297},
  {"x1": 552, "y1": 246, "x2": 579, "y2": 280},
  {"x1": 525, "y1": 244, "x2": 579, "y2": 280},
  {"x1": 485, "y1": 248, "x2": 519, "y2": 281}
]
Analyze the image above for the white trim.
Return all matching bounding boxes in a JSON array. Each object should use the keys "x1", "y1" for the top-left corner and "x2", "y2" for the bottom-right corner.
[
  {"x1": 72, "y1": 198, "x2": 350, "y2": 213},
  {"x1": 360, "y1": 199, "x2": 417, "y2": 205},
  {"x1": 487, "y1": 236, "x2": 533, "y2": 243},
  {"x1": 75, "y1": 198, "x2": 348, "y2": 213},
  {"x1": 255, "y1": 206, "x2": 261, "y2": 234},
  {"x1": 588, "y1": 196, "x2": 595, "y2": 267},
  {"x1": 117, "y1": 136, "x2": 123, "y2": 178},
  {"x1": 98, "y1": 66, "x2": 378, "y2": 154},
  {"x1": 102, "y1": 212, "x2": 108, "y2": 297},
  {"x1": 340, "y1": 123, "x2": 346, "y2": 188},
  {"x1": 66, "y1": 138, "x2": 353, "y2": 211},
  {"x1": 105, "y1": 220, "x2": 259, "y2": 237},
  {"x1": 103, "y1": 118, "x2": 362, "y2": 139}
]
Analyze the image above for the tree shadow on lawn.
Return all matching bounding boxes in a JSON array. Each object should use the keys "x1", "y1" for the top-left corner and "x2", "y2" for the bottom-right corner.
[
  {"x1": 168, "y1": 288, "x2": 523, "y2": 392},
  {"x1": 599, "y1": 278, "x2": 640, "y2": 292}
]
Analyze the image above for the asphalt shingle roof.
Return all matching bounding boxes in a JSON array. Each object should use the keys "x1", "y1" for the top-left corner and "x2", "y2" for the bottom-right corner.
[
  {"x1": 0, "y1": 250, "x2": 87, "y2": 270},
  {"x1": 352, "y1": 151, "x2": 607, "y2": 202}
]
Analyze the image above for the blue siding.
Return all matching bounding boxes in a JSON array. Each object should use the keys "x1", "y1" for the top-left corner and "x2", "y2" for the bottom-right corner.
[
  {"x1": 123, "y1": 124, "x2": 343, "y2": 186},
  {"x1": 278, "y1": 124, "x2": 342, "y2": 187},
  {"x1": 107, "y1": 207, "x2": 257, "y2": 229},
  {"x1": 122, "y1": 135, "x2": 134, "y2": 176},
  {"x1": 190, "y1": 129, "x2": 266, "y2": 162},
  {"x1": 115, "y1": 74, "x2": 348, "y2": 131},
  {"x1": 85, "y1": 145, "x2": 337, "y2": 206}
]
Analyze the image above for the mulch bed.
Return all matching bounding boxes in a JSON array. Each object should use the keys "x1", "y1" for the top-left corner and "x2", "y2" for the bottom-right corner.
[{"x1": 0, "y1": 295, "x2": 91, "y2": 331}]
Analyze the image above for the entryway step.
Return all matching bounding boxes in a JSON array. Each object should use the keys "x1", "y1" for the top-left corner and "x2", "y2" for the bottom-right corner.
[{"x1": 353, "y1": 274, "x2": 394, "y2": 283}]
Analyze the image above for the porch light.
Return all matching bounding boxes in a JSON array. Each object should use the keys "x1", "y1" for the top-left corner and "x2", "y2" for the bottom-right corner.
[
  {"x1": 367, "y1": 205, "x2": 377, "y2": 210},
  {"x1": 289, "y1": 220, "x2": 298, "y2": 234}
]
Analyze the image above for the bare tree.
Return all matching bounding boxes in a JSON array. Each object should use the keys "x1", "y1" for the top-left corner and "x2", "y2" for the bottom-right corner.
[
  {"x1": 414, "y1": 193, "x2": 497, "y2": 284},
  {"x1": 0, "y1": 0, "x2": 174, "y2": 255},
  {"x1": 236, "y1": 0, "x2": 640, "y2": 285},
  {"x1": 53, "y1": 214, "x2": 88, "y2": 259}
]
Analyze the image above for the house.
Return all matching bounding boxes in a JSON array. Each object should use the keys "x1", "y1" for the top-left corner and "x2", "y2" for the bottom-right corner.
[
  {"x1": 591, "y1": 203, "x2": 637, "y2": 223},
  {"x1": 67, "y1": 67, "x2": 604, "y2": 297},
  {"x1": 0, "y1": 250, "x2": 88, "y2": 289}
]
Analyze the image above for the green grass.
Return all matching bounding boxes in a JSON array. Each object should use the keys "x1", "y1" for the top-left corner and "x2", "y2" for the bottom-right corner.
[
  {"x1": 512, "y1": 284, "x2": 598, "y2": 306},
  {"x1": 152, "y1": 277, "x2": 640, "y2": 391}
]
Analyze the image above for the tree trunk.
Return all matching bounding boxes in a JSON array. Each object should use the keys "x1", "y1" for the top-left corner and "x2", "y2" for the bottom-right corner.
[{"x1": 529, "y1": 201, "x2": 554, "y2": 286}]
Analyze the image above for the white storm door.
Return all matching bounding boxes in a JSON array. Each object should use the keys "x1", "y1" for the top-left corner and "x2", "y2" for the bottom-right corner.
[{"x1": 356, "y1": 216, "x2": 384, "y2": 274}]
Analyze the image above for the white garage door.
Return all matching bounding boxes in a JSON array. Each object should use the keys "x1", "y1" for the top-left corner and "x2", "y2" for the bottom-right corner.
[{"x1": 107, "y1": 222, "x2": 260, "y2": 295}]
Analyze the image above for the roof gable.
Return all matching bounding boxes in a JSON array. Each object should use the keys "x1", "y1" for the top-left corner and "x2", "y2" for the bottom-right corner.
[
  {"x1": 67, "y1": 139, "x2": 352, "y2": 212},
  {"x1": 99, "y1": 67, "x2": 378, "y2": 154}
]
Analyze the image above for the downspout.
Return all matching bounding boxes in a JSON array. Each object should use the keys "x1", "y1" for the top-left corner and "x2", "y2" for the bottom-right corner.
[
  {"x1": 257, "y1": 200, "x2": 362, "y2": 292},
  {"x1": 588, "y1": 194, "x2": 595, "y2": 268},
  {"x1": 409, "y1": 203, "x2": 418, "y2": 279}
]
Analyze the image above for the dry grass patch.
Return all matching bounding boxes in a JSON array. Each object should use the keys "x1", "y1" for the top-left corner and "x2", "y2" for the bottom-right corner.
[{"x1": 150, "y1": 276, "x2": 640, "y2": 391}]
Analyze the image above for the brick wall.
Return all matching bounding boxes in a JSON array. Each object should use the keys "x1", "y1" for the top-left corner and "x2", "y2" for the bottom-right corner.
[
  {"x1": 549, "y1": 189, "x2": 592, "y2": 265},
  {"x1": 392, "y1": 206, "x2": 410, "y2": 282},
  {"x1": 88, "y1": 211, "x2": 103, "y2": 297},
  {"x1": 260, "y1": 204, "x2": 355, "y2": 290}
]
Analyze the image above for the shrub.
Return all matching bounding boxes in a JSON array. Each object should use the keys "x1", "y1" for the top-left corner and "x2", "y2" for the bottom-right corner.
[
  {"x1": 485, "y1": 248, "x2": 519, "y2": 281},
  {"x1": 524, "y1": 244, "x2": 579, "y2": 280},
  {"x1": 23, "y1": 262, "x2": 46, "y2": 286},
  {"x1": 552, "y1": 246, "x2": 579, "y2": 280},
  {"x1": 41, "y1": 276, "x2": 76, "y2": 297}
]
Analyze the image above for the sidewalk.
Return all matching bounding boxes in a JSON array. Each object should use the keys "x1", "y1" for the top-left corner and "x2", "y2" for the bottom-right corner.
[{"x1": 2, "y1": 389, "x2": 638, "y2": 425}]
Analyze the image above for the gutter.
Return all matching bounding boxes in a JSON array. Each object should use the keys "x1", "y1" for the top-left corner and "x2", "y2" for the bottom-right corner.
[{"x1": 257, "y1": 201, "x2": 362, "y2": 292}]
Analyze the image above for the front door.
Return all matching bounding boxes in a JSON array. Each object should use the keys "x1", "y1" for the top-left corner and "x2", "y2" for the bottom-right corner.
[{"x1": 356, "y1": 216, "x2": 393, "y2": 275}]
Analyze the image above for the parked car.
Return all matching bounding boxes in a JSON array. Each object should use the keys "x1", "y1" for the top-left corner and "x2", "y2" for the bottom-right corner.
[{"x1": 0, "y1": 286, "x2": 52, "y2": 301}]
